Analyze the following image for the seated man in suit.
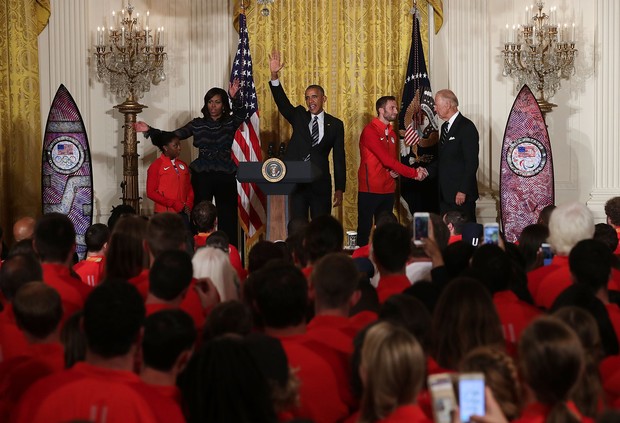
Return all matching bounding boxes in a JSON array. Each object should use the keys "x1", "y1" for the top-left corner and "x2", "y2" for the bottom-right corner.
[
  {"x1": 428, "y1": 89, "x2": 479, "y2": 222},
  {"x1": 268, "y1": 50, "x2": 346, "y2": 221}
]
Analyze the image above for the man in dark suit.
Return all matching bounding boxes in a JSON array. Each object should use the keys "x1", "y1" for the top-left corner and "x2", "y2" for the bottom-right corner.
[
  {"x1": 427, "y1": 89, "x2": 479, "y2": 221},
  {"x1": 268, "y1": 50, "x2": 346, "y2": 221}
]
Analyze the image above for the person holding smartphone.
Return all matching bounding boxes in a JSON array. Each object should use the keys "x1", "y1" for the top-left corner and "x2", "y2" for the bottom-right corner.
[{"x1": 356, "y1": 96, "x2": 428, "y2": 246}]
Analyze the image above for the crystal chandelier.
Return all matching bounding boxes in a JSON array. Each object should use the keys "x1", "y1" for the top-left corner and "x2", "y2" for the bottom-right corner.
[
  {"x1": 257, "y1": 0, "x2": 274, "y2": 16},
  {"x1": 94, "y1": 3, "x2": 167, "y2": 100},
  {"x1": 502, "y1": 1, "x2": 577, "y2": 115},
  {"x1": 92, "y1": 1, "x2": 167, "y2": 213}
]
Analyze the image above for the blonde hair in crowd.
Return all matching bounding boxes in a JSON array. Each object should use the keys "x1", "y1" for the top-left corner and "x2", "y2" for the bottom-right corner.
[
  {"x1": 359, "y1": 322, "x2": 425, "y2": 423},
  {"x1": 192, "y1": 246, "x2": 239, "y2": 301},
  {"x1": 547, "y1": 202, "x2": 594, "y2": 255}
]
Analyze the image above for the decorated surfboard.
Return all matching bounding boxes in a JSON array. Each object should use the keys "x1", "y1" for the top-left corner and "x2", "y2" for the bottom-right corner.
[
  {"x1": 499, "y1": 84, "x2": 554, "y2": 243},
  {"x1": 42, "y1": 85, "x2": 94, "y2": 260}
]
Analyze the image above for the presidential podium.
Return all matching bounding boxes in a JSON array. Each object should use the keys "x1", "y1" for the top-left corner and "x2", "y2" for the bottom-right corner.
[{"x1": 237, "y1": 160, "x2": 316, "y2": 240}]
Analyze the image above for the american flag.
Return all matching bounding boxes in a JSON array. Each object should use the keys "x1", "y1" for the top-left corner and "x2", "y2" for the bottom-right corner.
[
  {"x1": 398, "y1": 7, "x2": 438, "y2": 147},
  {"x1": 404, "y1": 122, "x2": 420, "y2": 146},
  {"x1": 230, "y1": 11, "x2": 266, "y2": 240}
]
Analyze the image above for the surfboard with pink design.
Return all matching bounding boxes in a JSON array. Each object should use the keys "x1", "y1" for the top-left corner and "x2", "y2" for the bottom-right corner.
[
  {"x1": 499, "y1": 85, "x2": 554, "y2": 243},
  {"x1": 42, "y1": 85, "x2": 93, "y2": 259}
]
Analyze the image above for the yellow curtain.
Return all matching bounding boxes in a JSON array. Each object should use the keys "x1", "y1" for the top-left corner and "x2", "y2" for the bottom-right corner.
[
  {"x1": 236, "y1": 0, "x2": 442, "y2": 231},
  {"x1": 0, "y1": 0, "x2": 50, "y2": 241}
]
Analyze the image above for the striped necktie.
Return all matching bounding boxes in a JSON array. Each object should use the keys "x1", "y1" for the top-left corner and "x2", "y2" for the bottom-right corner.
[
  {"x1": 440, "y1": 122, "x2": 449, "y2": 146},
  {"x1": 311, "y1": 116, "x2": 319, "y2": 146}
]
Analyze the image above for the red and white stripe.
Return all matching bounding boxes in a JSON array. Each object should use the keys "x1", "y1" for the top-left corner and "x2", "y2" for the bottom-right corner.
[
  {"x1": 404, "y1": 122, "x2": 420, "y2": 146},
  {"x1": 232, "y1": 114, "x2": 266, "y2": 239}
]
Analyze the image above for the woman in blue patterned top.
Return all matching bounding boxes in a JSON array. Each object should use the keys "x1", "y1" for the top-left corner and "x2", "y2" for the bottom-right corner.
[{"x1": 135, "y1": 79, "x2": 245, "y2": 246}]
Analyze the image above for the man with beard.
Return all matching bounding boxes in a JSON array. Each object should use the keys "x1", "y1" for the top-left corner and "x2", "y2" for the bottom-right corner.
[{"x1": 356, "y1": 96, "x2": 427, "y2": 247}]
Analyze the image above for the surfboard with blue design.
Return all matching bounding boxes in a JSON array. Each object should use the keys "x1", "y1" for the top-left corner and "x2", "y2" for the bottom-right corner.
[
  {"x1": 42, "y1": 85, "x2": 93, "y2": 259},
  {"x1": 499, "y1": 84, "x2": 554, "y2": 242}
]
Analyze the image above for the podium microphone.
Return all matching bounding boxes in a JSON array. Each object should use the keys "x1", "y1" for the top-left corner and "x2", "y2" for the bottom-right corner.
[
  {"x1": 278, "y1": 142, "x2": 287, "y2": 158},
  {"x1": 267, "y1": 142, "x2": 275, "y2": 158}
]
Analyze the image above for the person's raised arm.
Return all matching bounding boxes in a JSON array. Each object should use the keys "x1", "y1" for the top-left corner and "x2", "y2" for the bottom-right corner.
[
  {"x1": 134, "y1": 121, "x2": 165, "y2": 140},
  {"x1": 269, "y1": 50, "x2": 285, "y2": 81},
  {"x1": 134, "y1": 121, "x2": 150, "y2": 132},
  {"x1": 228, "y1": 78, "x2": 247, "y2": 128},
  {"x1": 267, "y1": 49, "x2": 295, "y2": 122},
  {"x1": 229, "y1": 78, "x2": 240, "y2": 99},
  {"x1": 134, "y1": 119, "x2": 194, "y2": 141}
]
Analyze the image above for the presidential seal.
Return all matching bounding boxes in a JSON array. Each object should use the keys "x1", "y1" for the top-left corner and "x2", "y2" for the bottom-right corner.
[
  {"x1": 507, "y1": 136, "x2": 547, "y2": 177},
  {"x1": 262, "y1": 157, "x2": 286, "y2": 183}
]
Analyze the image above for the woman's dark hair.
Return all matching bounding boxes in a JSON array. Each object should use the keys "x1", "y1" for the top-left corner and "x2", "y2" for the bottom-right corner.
[
  {"x1": 202, "y1": 300, "x2": 253, "y2": 343},
  {"x1": 469, "y1": 244, "x2": 512, "y2": 294},
  {"x1": 553, "y1": 306, "x2": 605, "y2": 417},
  {"x1": 204, "y1": 230, "x2": 230, "y2": 254},
  {"x1": 403, "y1": 281, "x2": 441, "y2": 314},
  {"x1": 248, "y1": 241, "x2": 288, "y2": 274},
  {"x1": 104, "y1": 215, "x2": 148, "y2": 280},
  {"x1": 502, "y1": 242, "x2": 535, "y2": 304},
  {"x1": 518, "y1": 316, "x2": 584, "y2": 423},
  {"x1": 150, "y1": 131, "x2": 177, "y2": 153},
  {"x1": 550, "y1": 284, "x2": 619, "y2": 356},
  {"x1": 179, "y1": 336, "x2": 277, "y2": 423},
  {"x1": 285, "y1": 217, "x2": 309, "y2": 268},
  {"x1": 0, "y1": 226, "x2": 7, "y2": 261},
  {"x1": 107, "y1": 204, "x2": 136, "y2": 231},
  {"x1": 518, "y1": 224, "x2": 549, "y2": 272},
  {"x1": 431, "y1": 277, "x2": 504, "y2": 370},
  {"x1": 201, "y1": 87, "x2": 231, "y2": 118},
  {"x1": 244, "y1": 333, "x2": 300, "y2": 414},
  {"x1": 61, "y1": 310, "x2": 86, "y2": 368},
  {"x1": 379, "y1": 294, "x2": 432, "y2": 353},
  {"x1": 442, "y1": 241, "x2": 476, "y2": 280}
]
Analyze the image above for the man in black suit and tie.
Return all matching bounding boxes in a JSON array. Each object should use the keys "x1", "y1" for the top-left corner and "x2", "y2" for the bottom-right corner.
[
  {"x1": 268, "y1": 50, "x2": 346, "y2": 221},
  {"x1": 427, "y1": 89, "x2": 479, "y2": 222}
]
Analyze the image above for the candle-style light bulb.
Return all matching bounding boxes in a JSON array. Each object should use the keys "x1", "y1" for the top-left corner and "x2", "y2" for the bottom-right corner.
[{"x1": 525, "y1": 6, "x2": 529, "y2": 24}]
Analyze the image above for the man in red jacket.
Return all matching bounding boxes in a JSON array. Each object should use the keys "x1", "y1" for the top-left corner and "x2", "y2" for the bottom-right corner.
[
  {"x1": 11, "y1": 281, "x2": 185, "y2": 423},
  {"x1": 34, "y1": 213, "x2": 92, "y2": 323},
  {"x1": 357, "y1": 96, "x2": 427, "y2": 246}
]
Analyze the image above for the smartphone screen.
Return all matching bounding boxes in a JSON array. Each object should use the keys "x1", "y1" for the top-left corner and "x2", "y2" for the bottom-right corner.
[
  {"x1": 428, "y1": 373, "x2": 456, "y2": 423},
  {"x1": 459, "y1": 373, "x2": 485, "y2": 423},
  {"x1": 483, "y1": 224, "x2": 499, "y2": 245},
  {"x1": 541, "y1": 242, "x2": 553, "y2": 266},
  {"x1": 414, "y1": 213, "x2": 430, "y2": 245}
]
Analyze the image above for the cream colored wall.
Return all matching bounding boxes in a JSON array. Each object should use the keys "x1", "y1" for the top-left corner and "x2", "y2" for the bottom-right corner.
[
  {"x1": 431, "y1": 0, "x2": 614, "y2": 223},
  {"x1": 38, "y1": 0, "x2": 237, "y2": 221},
  {"x1": 39, "y1": 0, "x2": 618, "y2": 223}
]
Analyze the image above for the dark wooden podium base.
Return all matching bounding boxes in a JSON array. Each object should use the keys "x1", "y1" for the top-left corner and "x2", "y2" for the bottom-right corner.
[{"x1": 266, "y1": 195, "x2": 287, "y2": 241}]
